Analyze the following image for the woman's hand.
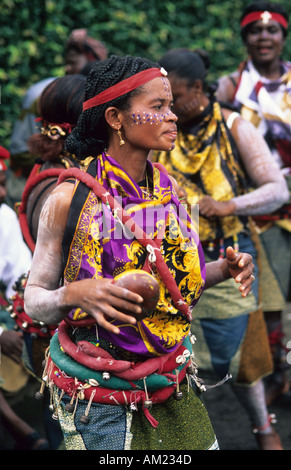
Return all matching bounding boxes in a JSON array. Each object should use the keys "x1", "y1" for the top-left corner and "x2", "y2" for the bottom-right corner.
[
  {"x1": 66, "y1": 278, "x2": 144, "y2": 334},
  {"x1": 225, "y1": 246, "x2": 255, "y2": 297},
  {"x1": 199, "y1": 195, "x2": 235, "y2": 218}
]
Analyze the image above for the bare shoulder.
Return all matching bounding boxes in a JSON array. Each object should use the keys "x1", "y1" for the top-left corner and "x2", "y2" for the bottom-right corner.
[
  {"x1": 39, "y1": 181, "x2": 75, "y2": 236},
  {"x1": 27, "y1": 181, "x2": 76, "y2": 291},
  {"x1": 216, "y1": 70, "x2": 240, "y2": 102}
]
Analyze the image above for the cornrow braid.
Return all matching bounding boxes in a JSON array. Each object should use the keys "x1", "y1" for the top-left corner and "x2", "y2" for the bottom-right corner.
[{"x1": 65, "y1": 55, "x2": 160, "y2": 160}]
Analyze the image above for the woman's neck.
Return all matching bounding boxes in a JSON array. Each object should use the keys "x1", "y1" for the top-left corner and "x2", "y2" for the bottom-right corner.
[
  {"x1": 106, "y1": 144, "x2": 148, "y2": 182},
  {"x1": 179, "y1": 98, "x2": 212, "y2": 132},
  {"x1": 252, "y1": 57, "x2": 283, "y2": 80}
]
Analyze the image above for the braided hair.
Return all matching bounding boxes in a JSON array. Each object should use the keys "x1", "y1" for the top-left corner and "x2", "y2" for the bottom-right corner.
[{"x1": 65, "y1": 55, "x2": 160, "y2": 160}]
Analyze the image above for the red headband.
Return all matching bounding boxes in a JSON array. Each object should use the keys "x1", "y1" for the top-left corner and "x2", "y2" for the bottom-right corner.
[
  {"x1": 241, "y1": 11, "x2": 288, "y2": 29},
  {"x1": 83, "y1": 67, "x2": 168, "y2": 111}
]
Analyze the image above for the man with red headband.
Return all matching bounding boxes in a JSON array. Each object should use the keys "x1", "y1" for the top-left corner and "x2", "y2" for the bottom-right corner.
[{"x1": 217, "y1": 1, "x2": 291, "y2": 408}]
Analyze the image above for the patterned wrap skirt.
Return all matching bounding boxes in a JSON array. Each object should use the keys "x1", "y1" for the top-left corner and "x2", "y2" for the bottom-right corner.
[
  {"x1": 55, "y1": 382, "x2": 218, "y2": 451},
  {"x1": 48, "y1": 325, "x2": 218, "y2": 451}
]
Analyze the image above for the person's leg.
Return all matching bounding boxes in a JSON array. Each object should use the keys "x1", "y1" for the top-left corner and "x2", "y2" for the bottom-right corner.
[
  {"x1": 259, "y1": 225, "x2": 291, "y2": 404},
  {"x1": 264, "y1": 311, "x2": 290, "y2": 405},
  {"x1": 231, "y1": 380, "x2": 283, "y2": 450},
  {"x1": 0, "y1": 390, "x2": 49, "y2": 450}
]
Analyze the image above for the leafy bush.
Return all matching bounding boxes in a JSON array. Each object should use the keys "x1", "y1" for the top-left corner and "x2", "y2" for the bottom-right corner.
[{"x1": 1, "y1": 0, "x2": 291, "y2": 148}]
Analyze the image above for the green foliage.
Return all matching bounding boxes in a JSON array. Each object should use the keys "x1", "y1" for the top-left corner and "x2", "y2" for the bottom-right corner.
[{"x1": 1, "y1": 0, "x2": 291, "y2": 148}]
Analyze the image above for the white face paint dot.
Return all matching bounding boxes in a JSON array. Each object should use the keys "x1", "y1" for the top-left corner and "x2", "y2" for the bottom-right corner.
[{"x1": 131, "y1": 109, "x2": 169, "y2": 127}]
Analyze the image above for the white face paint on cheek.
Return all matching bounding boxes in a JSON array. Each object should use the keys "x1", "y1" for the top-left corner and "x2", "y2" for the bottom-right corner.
[{"x1": 130, "y1": 79, "x2": 173, "y2": 127}]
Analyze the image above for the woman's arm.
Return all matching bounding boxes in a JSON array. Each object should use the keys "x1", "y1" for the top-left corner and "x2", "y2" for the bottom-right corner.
[
  {"x1": 24, "y1": 183, "x2": 143, "y2": 334},
  {"x1": 205, "y1": 246, "x2": 255, "y2": 297},
  {"x1": 229, "y1": 114, "x2": 289, "y2": 215},
  {"x1": 198, "y1": 113, "x2": 289, "y2": 218},
  {"x1": 24, "y1": 182, "x2": 73, "y2": 325}
]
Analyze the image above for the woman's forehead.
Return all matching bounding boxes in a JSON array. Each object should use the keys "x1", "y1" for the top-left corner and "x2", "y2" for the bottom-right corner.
[
  {"x1": 248, "y1": 18, "x2": 282, "y2": 30},
  {"x1": 137, "y1": 76, "x2": 172, "y2": 98}
]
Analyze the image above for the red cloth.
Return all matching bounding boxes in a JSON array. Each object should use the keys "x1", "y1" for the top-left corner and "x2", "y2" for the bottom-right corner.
[
  {"x1": 48, "y1": 356, "x2": 189, "y2": 428},
  {"x1": 58, "y1": 319, "x2": 190, "y2": 381},
  {"x1": 83, "y1": 68, "x2": 165, "y2": 110},
  {"x1": 0, "y1": 145, "x2": 9, "y2": 171},
  {"x1": 18, "y1": 164, "x2": 64, "y2": 252}
]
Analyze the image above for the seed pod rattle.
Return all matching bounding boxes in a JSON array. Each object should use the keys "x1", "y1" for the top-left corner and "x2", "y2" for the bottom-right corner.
[{"x1": 113, "y1": 269, "x2": 160, "y2": 321}]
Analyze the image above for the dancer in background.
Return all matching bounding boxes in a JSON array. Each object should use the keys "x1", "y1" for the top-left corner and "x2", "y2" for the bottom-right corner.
[
  {"x1": 217, "y1": 1, "x2": 291, "y2": 406},
  {"x1": 154, "y1": 47, "x2": 288, "y2": 449}
]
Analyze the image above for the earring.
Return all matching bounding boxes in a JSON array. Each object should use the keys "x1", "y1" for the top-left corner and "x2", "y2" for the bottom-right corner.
[{"x1": 117, "y1": 128, "x2": 125, "y2": 146}]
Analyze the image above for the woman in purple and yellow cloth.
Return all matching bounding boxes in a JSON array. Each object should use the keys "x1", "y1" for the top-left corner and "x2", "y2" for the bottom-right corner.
[{"x1": 24, "y1": 55, "x2": 255, "y2": 450}]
